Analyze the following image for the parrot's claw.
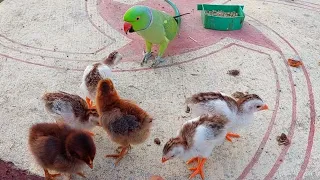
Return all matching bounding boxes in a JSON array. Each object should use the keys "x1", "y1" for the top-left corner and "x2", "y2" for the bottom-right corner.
[
  {"x1": 151, "y1": 56, "x2": 165, "y2": 67},
  {"x1": 141, "y1": 52, "x2": 153, "y2": 66}
]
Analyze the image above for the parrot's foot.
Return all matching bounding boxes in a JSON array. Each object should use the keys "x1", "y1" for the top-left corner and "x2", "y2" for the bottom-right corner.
[
  {"x1": 141, "y1": 51, "x2": 153, "y2": 66},
  {"x1": 151, "y1": 56, "x2": 166, "y2": 67}
]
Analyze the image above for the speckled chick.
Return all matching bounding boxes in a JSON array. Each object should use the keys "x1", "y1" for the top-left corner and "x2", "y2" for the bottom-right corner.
[
  {"x1": 42, "y1": 91, "x2": 100, "y2": 135},
  {"x1": 162, "y1": 115, "x2": 230, "y2": 180},
  {"x1": 80, "y1": 51, "x2": 123, "y2": 108},
  {"x1": 186, "y1": 92, "x2": 268, "y2": 142}
]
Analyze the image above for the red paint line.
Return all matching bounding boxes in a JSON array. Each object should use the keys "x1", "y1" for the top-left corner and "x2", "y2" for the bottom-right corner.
[
  {"x1": 0, "y1": 0, "x2": 117, "y2": 56},
  {"x1": 84, "y1": 0, "x2": 116, "y2": 43},
  {"x1": 261, "y1": 0, "x2": 320, "y2": 12},
  {"x1": 0, "y1": 42, "x2": 98, "y2": 62},
  {"x1": 264, "y1": 53, "x2": 297, "y2": 179},
  {"x1": 236, "y1": 47, "x2": 281, "y2": 180},
  {"x1": 296, "y1": 64, "x2": 316, "y2": 180},
  {"x1": 299, "y1": 0, "x2": 320, "y2": 7},
  {"x1": 113, "y1": 43, "x2": 235, "y2": 72},
  {"x1": 0, "y1": 43, "x2": 234, "y2": 73},
  {"x1": 236, "y1": 14, "x2": 296, "y2": 179},
  {"x1": 247, "y1": 15, "x2": 316, "y2": 179},
  {"x1": 278, "y1": 0, "x2": 320, "y2": 9},
  {"x1": 0, "y1": 34, "x2": 97, "y2": 55},
  {"x1": 0, "y1": 53, "x2": 82, "y2": 71}
]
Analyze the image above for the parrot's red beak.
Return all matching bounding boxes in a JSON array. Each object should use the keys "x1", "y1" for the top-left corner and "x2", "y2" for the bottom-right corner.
[{"x1": 124, "y1": 22, "x2": 132, "y2": 34}]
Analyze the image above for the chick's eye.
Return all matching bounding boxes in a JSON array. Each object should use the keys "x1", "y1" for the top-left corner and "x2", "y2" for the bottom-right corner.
[
  {"x1": 171, "y1": 155, "x2": 175, "y2": 158},
  {"x1": 256, "y1": 105, "x2": 261, "y2": 109}
]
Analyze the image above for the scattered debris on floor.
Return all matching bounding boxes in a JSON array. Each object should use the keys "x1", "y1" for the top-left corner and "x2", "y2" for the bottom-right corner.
[
  {"x1": 185, "y1": 106, "x2": 191, "y2": 113},
  {"x1": 232, "y1": 91, "x2": 248, "y2": 99},
  {"x1": 227, "y1": 69, "x2": 240, "y2": 76},
  {"x1": 276, "y1": 133, "x2": 290, "y2": 146},
  {"x1": 205, "y1": 10, "x2": 238, "y2": 17},
  {"x1": 288, "y1": 58, "x2": 303, "y2": 67},
  {"x1": 154, "y1": 138, "x2": 161, "y2": 145}
]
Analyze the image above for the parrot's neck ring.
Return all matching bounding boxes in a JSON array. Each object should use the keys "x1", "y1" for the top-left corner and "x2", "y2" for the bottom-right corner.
[{"x1": 136, "y1": 8, "x2": 153, "y2": 32}]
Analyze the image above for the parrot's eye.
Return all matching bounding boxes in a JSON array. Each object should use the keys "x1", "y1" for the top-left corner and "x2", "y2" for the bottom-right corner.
[{"x1": 136, "y1": 17, "x2": 140, "y2": 20}]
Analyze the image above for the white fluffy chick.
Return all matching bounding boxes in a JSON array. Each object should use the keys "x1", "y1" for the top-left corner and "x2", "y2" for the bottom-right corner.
[
  {"x1": 186, "y1": 92, "x2": 268, "y2": 142},
  {"x1": 162, "y1": 115, "x2": 230, "y2": 180},
  {"x1": 80, "y1": 51, "x2": 122, "y2": 108}
]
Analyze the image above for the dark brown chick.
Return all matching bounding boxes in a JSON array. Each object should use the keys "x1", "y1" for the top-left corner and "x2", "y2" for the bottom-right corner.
[
  {"x1": 28, "y1": 122, "x2": 96, "y2": 180},
  {"x1": 95, "y1": 78, "x2": 153, "y2": 166}
]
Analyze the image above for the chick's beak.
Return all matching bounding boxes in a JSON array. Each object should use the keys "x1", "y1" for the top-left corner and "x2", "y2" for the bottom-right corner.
[
  {"x1": 123, "y1": 22, "x2": 132, "y2": 34},
  {"x1": 259, "y1": 104, "x2": 269, "y2": 111},
  {"x1": 87, "y1": 159, "x2": 93, "y2": 169},
  {"x1": 161, "y1": 157, "x2": 168, "y2": 163}
]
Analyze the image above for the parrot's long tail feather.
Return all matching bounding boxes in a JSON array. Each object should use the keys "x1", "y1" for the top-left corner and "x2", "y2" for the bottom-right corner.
[
  {"x1": 173, "y1": 13, "x2": 190, "y2": 19},
  {"x1": 164, "y1": 0, "x2": 181, "y2": 26}
]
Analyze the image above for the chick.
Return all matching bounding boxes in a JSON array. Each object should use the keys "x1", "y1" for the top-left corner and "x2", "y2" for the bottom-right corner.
[
  {"x1": 42, "y1": 91, "x2": 100, "y2": 135},
  {"x1": 162, "y1": 115, "x2": 230, "y2": 180},
  {"x1": 28, "y1": 122, "x2": 96, "y2": 180},
  {"x1": 95, "y1": 78, "x2": 153, "y2": 165},
  {"x1": 186, "y1": 92, "x2": 268, "y2": 142},
  {"x1": 80, "y1": 51, "x2": 123, "y2": 109}
]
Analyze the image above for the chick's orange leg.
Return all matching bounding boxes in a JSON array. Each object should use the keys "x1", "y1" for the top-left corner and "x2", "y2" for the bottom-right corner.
[
  {"x1": 186, "y1": 157, "x2": 199, "y2": 164},
  {"x1": 85, "y1": 97, "x2": 96, "y2": 109},
  {"x1": 86, "y1": 131, "x2": 95, "y2": 136},
  {"x1": 105, "y1": 146, "x2": 129, "y2": 166},
  {"x1": 43, "y1": 169, "x2": 60, "y2": 180},
  {"x1": 76, "y1": 172, "x2": 86, "y2": 178},
  {"x1": 188, "y1": 158, "x2": 206, "y2": 180},
  {"x1": 225, "y1": 132, "x2": 240, "y2": 142}
]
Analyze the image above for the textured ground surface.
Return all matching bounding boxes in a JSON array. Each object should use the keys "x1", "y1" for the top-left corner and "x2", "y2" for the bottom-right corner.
[{"x1": 0, "y1": 0, "x2": 319, "y2": 179}]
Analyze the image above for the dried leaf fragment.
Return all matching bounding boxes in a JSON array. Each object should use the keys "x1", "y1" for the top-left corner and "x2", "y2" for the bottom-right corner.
[
  {"x1": 288, "y1": 59, "x2": 303, "y2": 67},
  {"x1": 154, "y1": 138, "x2": 161, "y2": 145},
  {"x1": 276, "y1": 133, "x2": 290, "y2": 146}
]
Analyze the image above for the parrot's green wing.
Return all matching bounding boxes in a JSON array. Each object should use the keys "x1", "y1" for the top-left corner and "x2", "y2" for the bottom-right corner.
[{"x1": 152, "y1": 10, "x2": 179, "y2": 41}]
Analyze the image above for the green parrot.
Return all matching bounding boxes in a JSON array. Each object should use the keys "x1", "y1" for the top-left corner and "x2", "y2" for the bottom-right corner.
[{"x1": 123, "y1": 0, "x2": 182, "y2": 67}]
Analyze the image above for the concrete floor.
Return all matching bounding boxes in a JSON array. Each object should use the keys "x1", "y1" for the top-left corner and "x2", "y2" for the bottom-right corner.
[{"x1": 0, "y1": 0, "x2": 319, "y2": 179}]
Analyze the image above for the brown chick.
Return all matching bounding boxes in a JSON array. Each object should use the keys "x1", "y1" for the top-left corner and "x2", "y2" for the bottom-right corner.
[
  {"x1": 28, "y1": 122, "x2": 96, "y2": 180},
  {"x1": 95, "y1": 78, "x2": 153, "y2": 166}
]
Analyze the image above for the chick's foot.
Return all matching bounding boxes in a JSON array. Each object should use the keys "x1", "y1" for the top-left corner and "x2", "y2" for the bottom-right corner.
[
  {"x1": 225, "y1": 132, "x2": 240, "y2": 142},
  {"x1": 44, "y1": 169, "x2": 60, "y2": 180},
  {"x1": 186, "y1": 157, "x2": 199, "y2": 165},
  {"x1": 105, "y1": 146, "x2": 129, "y2": 166},
  {"x1": 188, "y1": 158, "x2": 206, "y2": 180},
  {"x1": 85, "y1": 97, "x2": 95, "y2": 109},
  {"x1": 76, "y1": 172, "x2": 86, "y2": 178}
]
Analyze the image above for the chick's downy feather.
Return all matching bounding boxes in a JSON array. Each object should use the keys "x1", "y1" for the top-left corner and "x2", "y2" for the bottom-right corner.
[
  {"x1": 163, "y1": 115, "x2": 229, "y2": 161},
  {"x1": 42, "y1": 91, "x2": 99, "y2": 130},
  {"x1": 96, "y1": 79, "x2": 152, "y2": 146},
  {"x1": 80, "y1": 51, "x2": 122, "y2": 101},
  {"x1": 28, "y1": 123, "x2": 96, "y2": 174}
]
